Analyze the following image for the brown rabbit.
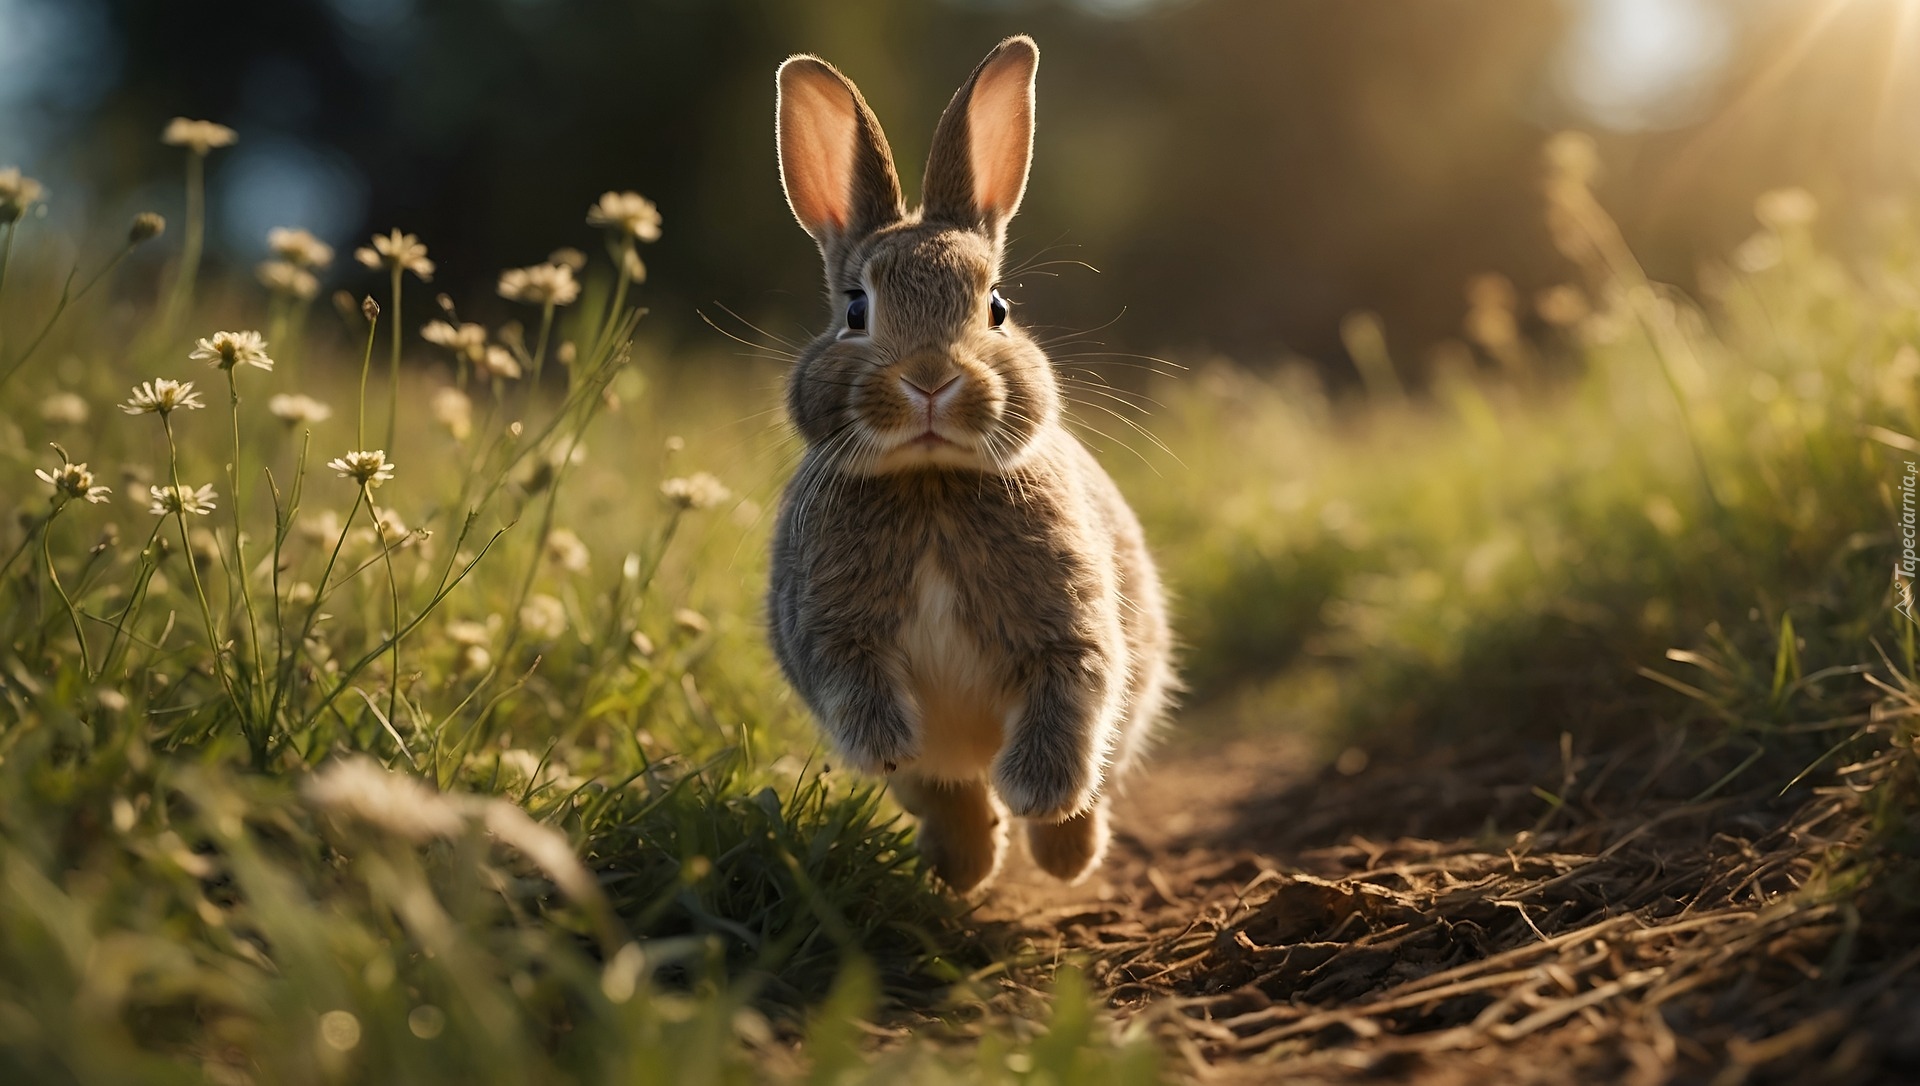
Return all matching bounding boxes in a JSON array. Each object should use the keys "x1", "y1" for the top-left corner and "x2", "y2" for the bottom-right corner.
[{"x1": 767, "y1": 36, "x2": 1175, "y2": 893}]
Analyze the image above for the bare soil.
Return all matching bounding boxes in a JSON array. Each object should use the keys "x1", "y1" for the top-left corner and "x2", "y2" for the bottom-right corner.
[{"x1": 976, "y1": 729, "x2": 1920, "y2": 1084}]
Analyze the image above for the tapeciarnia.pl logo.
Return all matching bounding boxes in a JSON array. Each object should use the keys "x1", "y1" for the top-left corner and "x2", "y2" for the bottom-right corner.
[{"x1": 1899, "y1": 460, "x2": 1918, "y2": 624}]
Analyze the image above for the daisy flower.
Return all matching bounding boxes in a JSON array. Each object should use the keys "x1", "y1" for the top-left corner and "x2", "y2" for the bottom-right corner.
[
  {"x1": 0, "y1": 167, "x2": 45, "y2": 224},
  {"x1": 36, "y1": 461, "x2": 111, "y2": 504},
  {"x1": 257, "y1": 261, "x2": 320, "y2": 301},
  {"x1": 161, "y1": 118, "x2": 237, "y2": 155},
  {"x1": 479, "y1": 346, "x2": 523, "y2": 381},
  {"x1": 585, "y1": 191, "x2": 662, "y2": 243},
  {"x1": 267, "y1": 226, "x2": 334, "y2": 269},
  {"x1": 268, "y1": 394, "x2": 333, "y2": 426},
  {"x1": 190, "y1": 330, "x2": 274, "y2": 372},
  {"x1": 39, "y1": 393, "x2": 89, "y2": 426},
  {"x1": 327, "y1": 450, "x2": 396, "y2": 488},
  {"x1": 121, "y1": 379, "x2": 206, "y2": 416},
  {"x1": 149, "y1": 484, "x2": 218, "y2": 517},
  {"x1": 354, "y1": 229, "x2": 435, "y2": 280},
  {"x1": 497, "y1": 263, "x2": 581, "y2": 307},
  {"x1": 421, "y1": 321, "x2": 488, "y2": 365}
]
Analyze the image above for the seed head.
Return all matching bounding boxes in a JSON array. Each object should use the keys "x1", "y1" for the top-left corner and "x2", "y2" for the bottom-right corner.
[
  {"x1": 327, "y1": 449, "x2": 396, "y2": 488},
  {"x1": 354, "y1": 229, "x2": 435, "y2": 280},
  {"x1": 148, "y1": 483, "x2": 218, "y2": 517},
  {"x1": 544, "y1": 528, "x2": 590, "y2": 573},
  {"x1": 121, "y1": 378, "x2": 207, "y2": 416},
  {"x1": 161, "y1": 118, "x2": 238, "y2": 155},
  {"x1": 268, "y1": 393, "x2": 333, "y2": 426},
  {"x1": 190, "y1": 330, "x2": 274, "y2": 372},
  {"x1": 128, "y1": 212, "x2": 166, "y2": 244},
  {"x1": 519, "y1": 594, "x2": 568, "y2": 640},
  {"x1": 37, "y1": 460, "x2": 111, "y2": 505},
  {"x1": 659, "y1": 472, "x2": 731, "y2": 511},
  {"x1": 267, "y1": 226, "x2": 334, "y2": 269},
  {"x1": 445, "y1": 619, "x2": 492, "y2": 647},
  {"x1": 585, "y1": 191, "x2": 662, "y2": 243},
  {"x1": 0, "y1": 167, "x2": 45, "y2": 224},
  {"x1": 365, "y1": 506, "x2": 410, "y2": 544},
  {"x1": 497, "y1": 262, "x2": 581, "y2": 307}
]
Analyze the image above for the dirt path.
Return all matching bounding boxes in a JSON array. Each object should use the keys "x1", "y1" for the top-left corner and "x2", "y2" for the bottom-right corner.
[{"x1": 976, "y1": 731, "x2": 1920, "y2": 1084}]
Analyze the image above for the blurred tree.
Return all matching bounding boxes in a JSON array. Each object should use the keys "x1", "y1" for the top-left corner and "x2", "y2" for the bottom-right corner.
[{"x1": 3, "y1": 0, "x2": 1917, "y2": 383}]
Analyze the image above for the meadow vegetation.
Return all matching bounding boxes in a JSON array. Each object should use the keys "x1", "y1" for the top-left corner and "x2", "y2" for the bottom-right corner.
[{"x1": 0, "y1": 118, "x2": 1914, "y2": 1084}]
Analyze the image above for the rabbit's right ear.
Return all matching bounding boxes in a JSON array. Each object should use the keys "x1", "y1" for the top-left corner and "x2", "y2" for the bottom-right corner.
[{"x1": 777, "y1": 57, "x2": 904, "y2": 247}]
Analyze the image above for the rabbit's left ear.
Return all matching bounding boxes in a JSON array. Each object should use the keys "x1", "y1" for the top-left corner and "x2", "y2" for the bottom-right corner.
[{"x1": 922, "y1": 36, "x2": 1038, "y2": 237}]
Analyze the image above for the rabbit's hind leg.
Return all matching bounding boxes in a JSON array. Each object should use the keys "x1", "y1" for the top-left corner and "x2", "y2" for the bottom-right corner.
[
  {"x1": 892, "y1": 772, "x2": 1006, "y2": 893},
  {"x1": 1024, "y1": 800, "x2": 1109, "y2": 884}
]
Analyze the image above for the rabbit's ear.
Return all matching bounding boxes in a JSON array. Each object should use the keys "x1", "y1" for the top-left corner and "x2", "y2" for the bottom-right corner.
[
  {"x1": 777, "y1": 56, "x2": 904, "y2": 245},
  {"x1": 923, "y1": 36, "x2": 1038, "y2": 236}
]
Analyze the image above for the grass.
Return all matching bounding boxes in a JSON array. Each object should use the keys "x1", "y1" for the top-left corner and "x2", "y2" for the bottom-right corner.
[
  {"x1": 0, "y1": 122, "x2": 1917, "y2": 1083},
  {"x1": 1115, "y1": 137, "x2": 1918, "y2": 903},
  {"x1": 0, "y1": 140, "x2": 1158, "y2": 1083}
]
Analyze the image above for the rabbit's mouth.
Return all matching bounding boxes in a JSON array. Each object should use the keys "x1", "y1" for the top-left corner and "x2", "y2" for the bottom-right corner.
[{"x1": 860, "y1": 426, "x2": 996, "y2": 474}]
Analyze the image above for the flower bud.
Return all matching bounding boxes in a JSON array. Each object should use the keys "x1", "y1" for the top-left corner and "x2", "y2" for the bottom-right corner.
[{"x1": 128, "y1": 212, "x2": 166, "y2": 244}]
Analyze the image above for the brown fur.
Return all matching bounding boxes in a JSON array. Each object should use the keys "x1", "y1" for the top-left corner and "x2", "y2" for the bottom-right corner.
[{"x1": 769, "y1": 36, "x2": 1175, "y2": 892}]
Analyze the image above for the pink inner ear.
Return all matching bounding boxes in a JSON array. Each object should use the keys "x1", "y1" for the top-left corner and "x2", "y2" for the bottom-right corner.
[
  {"x1": 779, "y1": 64, "x2": 859, "y2": 237},
  {"x1": 966, "y1": 51, "x2": 1036, "y2": 222}
]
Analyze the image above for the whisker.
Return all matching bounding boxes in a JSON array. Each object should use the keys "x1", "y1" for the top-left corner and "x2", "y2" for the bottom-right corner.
[
  {"x1": 1060, "y1": 409, "x2": 1164, "y2": 475},
  {"x1": 704, "y1": 302, "x2": 805, "y2": 352},
  {"x1": 1065, "y1": 398, "x2": 1182, "y2": 471},
  {"x1": 1060, "y1": 376, "x2": 1167, "y2": 414}
]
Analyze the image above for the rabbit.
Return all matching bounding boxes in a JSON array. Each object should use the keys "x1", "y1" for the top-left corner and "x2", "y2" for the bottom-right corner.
[{"x1": 766, "y1": 35, "x2": 1176, "y2": 893}]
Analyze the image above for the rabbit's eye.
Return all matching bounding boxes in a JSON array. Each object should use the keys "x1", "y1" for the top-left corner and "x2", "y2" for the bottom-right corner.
[
  {"x1": 844, "y1": 290, "x2": 868, "y2": 333},
  {"x1": 989, "y1": 288, "x2": 1009, "y2": 328}
]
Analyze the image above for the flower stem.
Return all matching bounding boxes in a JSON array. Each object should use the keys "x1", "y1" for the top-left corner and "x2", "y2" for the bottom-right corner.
[
  {"x1": 0, "y1": 509, "x2": 48, "y2": 584},
  {"x1": 162, "y1": 151, "x2": 207, "y2": 340},
  {"x1": 386, "y1": 262, "x2": 402, "y2": 453},
  {"x1": 40, "y1": 503, "x2": 92, "y2": 677},
  {"x1": 99, "y1": 519, "x2": 166, "y2": 681},
  {"x1": 590, "y1": 240, "x2": 635, "y2": 364},
  {"x1": 371, "y1": 482, "x2": 404, "y2": 741},
  {"x1": 163, "y1": 415, "x2": 249, "y2": 746},
  {"x1": 0, "y1": 221, "x2": 15, "y2": 316},
  {"x1": 271, "y1": 486, "x2": 363, "y2": 735},
  {"x1": 227, "y1": 367, "x2": 267, "y2": 703},
  {"x1": 0, "y1": 243, "x2": 136, "y2": 390},
  {"x1": 531, "y1": 302, "x2": 555, "y2": 383},
  {"x1": 357, "y1": 300, "x2": 380, "y2": 449}
]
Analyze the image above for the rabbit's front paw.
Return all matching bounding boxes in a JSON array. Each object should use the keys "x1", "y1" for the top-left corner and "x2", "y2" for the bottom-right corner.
[
  {"x1": 830, "y1": 693, "x2": 920, "y2": 776},
  {"x1": 991, "y1": 744, "x2": 1095, "y2": 821}
]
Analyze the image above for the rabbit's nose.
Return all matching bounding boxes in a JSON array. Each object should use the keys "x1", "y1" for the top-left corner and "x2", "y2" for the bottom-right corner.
[
  {"x1": 900, "y1": 373, "x2": 962, "y2": 410},
  {"x1": 898, "y1": 377, "x2": 960, "y2": 404}
]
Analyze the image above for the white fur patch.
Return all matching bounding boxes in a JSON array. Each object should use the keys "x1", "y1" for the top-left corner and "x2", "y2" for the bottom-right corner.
[{"x1": 900, "y1": 560, "x2": 1010, "y2": 779}]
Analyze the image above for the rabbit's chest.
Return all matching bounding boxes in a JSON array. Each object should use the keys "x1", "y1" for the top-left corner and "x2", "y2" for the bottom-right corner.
[{"x1": 898, "y1": 560, "x2": 1012, "y2": 776}]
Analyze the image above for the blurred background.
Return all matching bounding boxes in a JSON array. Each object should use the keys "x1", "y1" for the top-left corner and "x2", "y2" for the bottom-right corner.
[{"x1": 2, "y1": 0, "x2": 1917, "y2": 381}]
